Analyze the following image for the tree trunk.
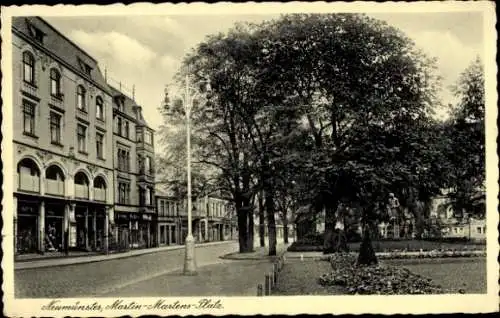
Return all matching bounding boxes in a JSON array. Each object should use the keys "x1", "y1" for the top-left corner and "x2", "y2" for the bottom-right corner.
[
  {"x1": 266, "y1": 190, "x2": 277, "y2": 256},
  {"x1": 247, "y1": 201, "x2": 255, "y2": 251},
  {"x1": 236, "y1": 194, "x2": 252, "y2": 253},
  {"x1": 357, "y1": 206, "x2": 378, "y2": 265},
  {"x1": 283, "y1": 219, "x2": 289, "y2": 244},
  {"x1": 258, "y1": 191, "x2": 265, "y2": 247},
  {"x1": 237, "y1": 209, "x2": 249, "y2": 253},
  {"x1": 323, "y1": 199, "x2": 339, "y2": 254}
]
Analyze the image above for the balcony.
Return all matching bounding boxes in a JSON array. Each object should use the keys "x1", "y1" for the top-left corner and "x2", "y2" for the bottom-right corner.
[
  {"x1": 75, "y1": 184, "x2": 89, "y2": 199},
  {"x1": 45, "y1": 179, "x2": 64, "y2": 196},
  {"x1": 21, "y1": 81, "x2": 39, "y2": 100},
  {"x1": 18, "y1": 174, "x2": 40, "y2": 193},
  {"x1": 94, "y1": 188, "x2": 106, "y2": 202},
  {"x1": 49, "y1": 94, "x2": 64, "y2": 110}
]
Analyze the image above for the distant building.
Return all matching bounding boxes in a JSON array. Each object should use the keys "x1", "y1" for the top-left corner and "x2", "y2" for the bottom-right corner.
[
  {"x1": 155, "y1": 191, "x2": 238, "y2": 246},
  {"x1": 109, "y1": 85, "x2": 156, "y2": 250}
]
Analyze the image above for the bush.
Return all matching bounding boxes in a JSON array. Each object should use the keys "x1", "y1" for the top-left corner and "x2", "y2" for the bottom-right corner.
[
  {"x1": 287, "y1": 242, "x2": 323, "y2": 252},
  {"x1": 318, "y1": 254, "x2": 460, "y2": 294}
]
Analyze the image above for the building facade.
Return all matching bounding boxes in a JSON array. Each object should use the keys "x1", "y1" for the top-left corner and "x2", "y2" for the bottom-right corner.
[
  {"x1": 109, "y1": 86, "x2": 156, "y2": 250},
  {"x1": 12, "y1": 17, "x2": 157, "y2": 257},
  {"x1": 13, "y1": 17, "x2": 115, "y2": 255},
  {"x1": 155, "y1": 193, "x2": 238, "y2": 246}
]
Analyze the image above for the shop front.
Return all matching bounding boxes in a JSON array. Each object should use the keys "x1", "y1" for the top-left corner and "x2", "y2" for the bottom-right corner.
[
  {"x1": 16, "y1": 197, "x2": 39, "y2": 254},
  {"x1": 158, "y1": 218, "x2": 179, "y2": 246},
  {"x1": 113, "y1": 212, "x2": 153, "y2": 250},
  {"x1": 73, "y1": 204, "x2": 108, "y2": 251}
]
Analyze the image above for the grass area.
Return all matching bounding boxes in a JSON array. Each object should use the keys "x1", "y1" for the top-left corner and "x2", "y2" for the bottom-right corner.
[
  {"x1": 288, "y1": 239, "x2": 486, "y2": 252},
  {"x1": 273, "y1": 257, "x2": 486, "y2": 295},
  {"x1": 273, "y1": 260, "x2": 344, "y2": 295},
  {"x1": 383, "y1": 257, "x2": 486, "y2": 293}
]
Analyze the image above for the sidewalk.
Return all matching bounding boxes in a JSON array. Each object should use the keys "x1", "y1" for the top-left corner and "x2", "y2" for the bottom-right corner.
[{"x1": 15, "y1": 240, "x2": 237, "y2": 270}]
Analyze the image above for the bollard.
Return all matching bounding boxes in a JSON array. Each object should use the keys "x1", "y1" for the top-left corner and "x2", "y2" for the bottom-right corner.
[
  {"x1": 273, "y1": 264, "x2": 278, "y2": 285},
  {"x1": 264, "y1": 274, "x2": 271, "y2": 295},
  {"x1": 300, "y1": 254, "x2": 304, "y2": 261},
  {"x1": 257, "y1": 284, "x2": 263, "y2": 296}
]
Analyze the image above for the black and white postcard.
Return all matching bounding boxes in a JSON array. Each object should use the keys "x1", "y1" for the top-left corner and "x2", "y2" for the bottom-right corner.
[{"x1": 1, "y1": 1, "x2": 498, "y2": 316}]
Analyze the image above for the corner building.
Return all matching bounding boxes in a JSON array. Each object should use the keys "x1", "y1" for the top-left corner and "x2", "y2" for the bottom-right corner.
[
  {"x1": 12, "y1": 17, "x2": 114, "y2": 255},
  {"x1": 110, "y1": 86, "x2": 155, "y2": 250}
]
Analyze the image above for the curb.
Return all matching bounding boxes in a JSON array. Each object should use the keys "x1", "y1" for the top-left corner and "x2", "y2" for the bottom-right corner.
[
  {"x1": 220, "y1": 244, "x2": 290, "y2": 261},
  {"x1": 15, "y1": 240, "x2": 238, "y2": 270}
]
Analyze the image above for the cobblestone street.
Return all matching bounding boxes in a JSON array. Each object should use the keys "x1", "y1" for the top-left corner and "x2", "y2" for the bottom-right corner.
[{"x1": 15, "y1": 242, "x2": 241, "y2": 298}]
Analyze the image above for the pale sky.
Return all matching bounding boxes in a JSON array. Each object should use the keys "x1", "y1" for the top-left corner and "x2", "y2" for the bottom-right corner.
[{"x1": 44, "y1": 12, "x2": 484, "y2": 149}]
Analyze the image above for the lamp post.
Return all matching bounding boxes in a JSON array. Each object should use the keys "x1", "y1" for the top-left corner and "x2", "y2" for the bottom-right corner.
[
  {"x1": 182, "y1": 74, "x2": 197, "y2": 275},
  {"x1": 176, "y1": 73, "x2": 210, "y2": 275}
]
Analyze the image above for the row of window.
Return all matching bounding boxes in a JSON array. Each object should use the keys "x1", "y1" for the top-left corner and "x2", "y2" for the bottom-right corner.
[
  {"x1": 116, "y1": 115, "x2": 154, "y2": 145},
  {"x1": 23, "y1": 100, "x2": 105, "y2": 159},
  {"x1": 450, "y1": 226, "x2": 487, "y2": 234},
  {"x1": 158, "y1": 199, "x2": 179, "y2": 217},
  {"x1": 117, "y1": 181, "x2": 153, "y2": 206},
  {"x1": 23, "y1": 51, "x2": 105, "y2": 121}
]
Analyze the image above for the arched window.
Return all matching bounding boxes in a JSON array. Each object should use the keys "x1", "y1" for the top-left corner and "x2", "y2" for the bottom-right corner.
[
  {"x1": 23, "y1": 51, "x2": 35, "y2": 84},
  {"x1": 96, "y1": 96, "x2": 104, "y2": 120},
  {"x1": 50, "y1": 69, "x2": 61, "y2": 97},
  {"x1": 74, "y1": 171, "x2": 89, "y2": 199},
  {"x1": 17, "y1": 158, "x2": 40, "y2": 192},
  {"x1": 45, "y1": 165, "x2": 65, "y2": 196},
  {"x1": 93, "y1": 176, "x2": 107, "y2": 201},
  {"x1": 77, "y1": 85, "x2": 86, "y2": 111}
]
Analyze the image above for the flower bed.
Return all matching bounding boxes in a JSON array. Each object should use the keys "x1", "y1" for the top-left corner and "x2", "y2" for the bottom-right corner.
[{"x1": 318, "y1": 254, "x2": 464, "y2": 294}]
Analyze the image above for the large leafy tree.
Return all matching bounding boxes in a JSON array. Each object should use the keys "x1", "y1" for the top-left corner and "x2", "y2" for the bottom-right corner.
[
  {"x1": 161, "y1": 14, "x2": 445, "y2": 261},
  {"x1": 447, "y1": 57, "x2": 485, "y2": 218}
]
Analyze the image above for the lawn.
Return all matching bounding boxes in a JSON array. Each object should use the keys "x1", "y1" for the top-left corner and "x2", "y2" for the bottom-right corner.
[
  {"x1": 383, "y1": 257, "x2": 486, "y2": 293},
  {"x1": 273, "y1": 259, "x2": 344, "y2": 295},
  {"x1": 273, "y1": 257, "x2": 486, "y2": 295}
]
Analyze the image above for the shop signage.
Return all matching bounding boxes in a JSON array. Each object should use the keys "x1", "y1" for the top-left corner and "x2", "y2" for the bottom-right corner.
[
  {"x1": 129, "y1": 213, "x2": 140, "y2": 220},
  {"x1": 117, "y1": 213, "x2": 129, "y2": 220},
  {"x1": 142, "y1": 214, "x2": 152, "y2": 221}
]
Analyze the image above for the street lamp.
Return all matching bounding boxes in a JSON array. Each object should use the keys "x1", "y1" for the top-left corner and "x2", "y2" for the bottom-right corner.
[{"x1": 175, "y1": 74, "x2": 210, "y2": 276}]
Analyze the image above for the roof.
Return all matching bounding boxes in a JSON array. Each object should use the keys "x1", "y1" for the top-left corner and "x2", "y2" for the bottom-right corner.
[
  {"x1": 108, "y1": 85, "x2": 151, "y2": 128},
  {"x1": 12, "y1": 17, "x2": 111, "y2": 95}
]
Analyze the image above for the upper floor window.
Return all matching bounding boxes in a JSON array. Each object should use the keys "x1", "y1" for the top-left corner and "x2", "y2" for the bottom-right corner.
[
  {"x1": 124, "y1": 121, "x2": 130, "y2": 138},
  {"x1": 118, "y1": 182, "x2": 130, "y2": 204},
  {"x1": 96, "y1": 132, "x2": 104, "y2": 159},
  {"x1": 136, "y1": 128, "x2": 143, "y2": 142},
  {"x1": 50, "y1": 112, "x2": 62, "y2": 144},
  {"x1": 144, "y1": 130, "x2": 153, "y2": 144},
  {"x1": 50, "y1": 69, "x2": 61, "y2": 97},
  {"x1": 23, "y1": 100, "x2": 36, "y2": 135},
  {"x1": 23, "y1": 51, "x2": 35, "y2": 85},
  {"x1": 27, "y1": 22, "x2": 45, "y2": 44},
  {"x1": 144, "y1": 156, "x2": 151, "y2": 175},
  {"x1": 96, "y1": 96, "x2": 104, "y2": 120},
  {"x1": 159, "y1": 199, "x2": 165, "y2": 216},
  {"x1": 77, "y1": 85, "x2": 86, "y2": 111},
  {"x1": 77, "y1": 124, "x2": 87, "y2": 153},
  {"x1": 117, "y1": 148, "x2": 130, "y2": 171},
  {"x1": 117, "y1": 117, "x2": 122, "y2": 135}
]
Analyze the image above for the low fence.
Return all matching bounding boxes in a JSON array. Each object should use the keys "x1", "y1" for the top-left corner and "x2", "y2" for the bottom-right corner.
[{"x1": 257, "y1": 253, "x2": 286, "y2": 296}]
